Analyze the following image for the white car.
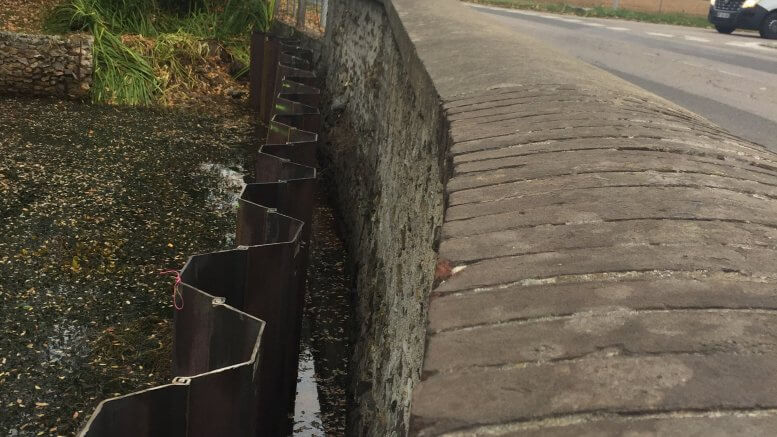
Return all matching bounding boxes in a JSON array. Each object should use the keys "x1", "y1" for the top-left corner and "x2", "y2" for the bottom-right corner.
[{"x1": 708, "y1": 0, "x2": 777, "y2": 38}]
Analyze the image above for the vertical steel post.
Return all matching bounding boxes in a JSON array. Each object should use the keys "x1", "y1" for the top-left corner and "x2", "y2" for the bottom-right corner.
[
  {"x1": 249, "y1": 32, "x2": 266, "y2": 114},
  {"x1": 259, "y1": 37, "x2": 281, "y2": 125}
]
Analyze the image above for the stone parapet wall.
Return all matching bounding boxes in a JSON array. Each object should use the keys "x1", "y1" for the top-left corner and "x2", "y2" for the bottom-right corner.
[
  {"x1": 389, "y1": 1, "x2": 777, "y2": 436},
  {"x1": 284, "y1": 1, "x2": 448, "y2": 435},
  {"x1": 0, "y1": 31, "x2": 94, "y2": 98},
  {"x1": 296, "y1": 0, "x2": 777, "y2": 435}
]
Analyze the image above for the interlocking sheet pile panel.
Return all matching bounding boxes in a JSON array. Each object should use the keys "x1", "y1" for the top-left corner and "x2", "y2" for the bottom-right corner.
[{"x1": 79, "y1": 36, "x2": 321, "y2": 437}]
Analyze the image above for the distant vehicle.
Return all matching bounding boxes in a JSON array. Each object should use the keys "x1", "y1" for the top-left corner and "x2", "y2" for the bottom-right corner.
[{"x1": 708, "y1": 0, "x2": 777, "y2": 38}]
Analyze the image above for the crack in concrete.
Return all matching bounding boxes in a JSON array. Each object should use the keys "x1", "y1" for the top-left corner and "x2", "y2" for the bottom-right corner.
[
  {"x1": 450, "y1": 107, "x2": 725, "y2": 135},
  {"x1": 452, "y1": 134, "x2": 767, "y2": 164},
  {"x1": 443, "y1": 239, "x2": 777, "y2": 266},
  {"x1": 433, "y1": 269, "x2": 777, "y2": 298},
  {"x1": 446, "y1": 187, "x2": 777, "y2": 224},
  {"x1": 447, "y1": 98, "x2": 611, "y2": 121},
  {"x1": 446, "y1": 185, "x2": 777, "y2": 222},
  {"x1": 450, "y1": 175, "x2": 777, "y2": 207},
  {"x1": 451, "y1": 132, "x2": 720, "y2": 155},
  {"x1": 444, "y1": 217, "x2": 777, "y2": 239},
  {"x1": 442, "y1": 84, "x2": 577, "y2": 104},
  {"x1": 448, "y1": 169, "x2": 777, "y2": 195},
  {"x1": 429, "y1": 307, "x2": 777, "y2": 335},
  {"x1": 445, "y1": 91, "x2": 594, "y2": 112},
  {"x1": 453, "y1": 121, "x2": 713, "y2": 145},
  {"x1": 453, "y1": 148, "x2": 777, "y2": 177}
]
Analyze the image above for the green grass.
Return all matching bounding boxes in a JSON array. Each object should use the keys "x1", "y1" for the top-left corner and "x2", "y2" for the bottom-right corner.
[
  {"x1": 464, "y1": 0, "x2": 712, "y2": 28},
  {"x1": 45, "y1": 0, "x2": 161, "y2": 105},
  {"x1": 43, "y1": 0, "x2": 275, "y2": 105},
  {"x1": 150, "y1": 31, "x2": 209, "y2": 93}
]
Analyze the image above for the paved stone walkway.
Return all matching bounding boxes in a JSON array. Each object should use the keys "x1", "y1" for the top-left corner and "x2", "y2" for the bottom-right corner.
[{"x1": 390, "y1": 0, "x2": 777, "y2": 435}]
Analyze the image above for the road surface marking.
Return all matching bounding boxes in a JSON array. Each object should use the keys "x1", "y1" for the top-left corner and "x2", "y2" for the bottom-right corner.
[
  {"x1": 607, "y1": 26, "x2": 630, "y2": 31},
  {"x1": 472, "y1": 5, "x2": 508, "y2": 12},
  {"x1": 725, "y1": 40, "x2": 769, "y2": 50},
  {"x1": 559, "y1": 18, "x2": 582, "y2": 23},
  {"x1": 581, "y1": 22, "x2": 606, "y2": 27},
  {"x1": 681, "y1": 60, "x2": 704, "y2": 68},
  {"x1": 717, "y1": 69, "x2": 744, "y2": 78},
  {"x1": 647, "y1": 32, "x2": 675, "y2": 37},
  {"x1": 679, "y1": 60, "x2": 745, "y2": 79},
  {"x1": 679, "y1": 60, "x2": 743, "y2": 78},
  {"x1": 684, "y1": 35, "x2": 710, "y2": 42}
]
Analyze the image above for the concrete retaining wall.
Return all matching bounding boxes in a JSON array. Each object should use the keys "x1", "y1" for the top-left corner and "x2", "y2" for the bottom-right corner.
[
  {"x1": 0, "y1": 31, "x2": 93, "y2": 98},
  {"x1": 297, "y1": 1, "x2": 448, "y2": 435},
  {"x1": 305, "y1": 0, "x2": 777, "y2": 435}
]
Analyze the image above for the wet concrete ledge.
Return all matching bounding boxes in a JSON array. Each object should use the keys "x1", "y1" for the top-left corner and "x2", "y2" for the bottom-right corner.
[{"x1": 361, "y1": 0, "x2": 777, "y2": 435}]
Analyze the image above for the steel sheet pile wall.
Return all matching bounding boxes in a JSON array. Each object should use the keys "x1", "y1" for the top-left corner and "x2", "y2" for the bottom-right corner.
[{"x1": 78, "y1": 34, "x2": 321, "y2": 437}]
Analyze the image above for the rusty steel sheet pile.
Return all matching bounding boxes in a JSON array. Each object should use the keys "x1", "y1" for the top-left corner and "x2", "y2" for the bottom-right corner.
[{"x1": 79, "y1": 33, "x2": 321, "y2": 437}]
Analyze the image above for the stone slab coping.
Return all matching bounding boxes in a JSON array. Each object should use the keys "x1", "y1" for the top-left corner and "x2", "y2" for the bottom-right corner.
[{"x1": 379, "y1": 1, "x2": 777, "y2": 435}]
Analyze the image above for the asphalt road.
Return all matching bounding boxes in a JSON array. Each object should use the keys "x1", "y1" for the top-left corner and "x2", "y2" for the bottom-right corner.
[{"x1": 468, "y1": 4, "x2": 777, "y2": 151}]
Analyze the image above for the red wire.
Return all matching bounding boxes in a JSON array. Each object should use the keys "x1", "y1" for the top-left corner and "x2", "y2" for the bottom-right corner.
[{"x1": 160, "y1": 270, "x2": 184, "y2": 310}]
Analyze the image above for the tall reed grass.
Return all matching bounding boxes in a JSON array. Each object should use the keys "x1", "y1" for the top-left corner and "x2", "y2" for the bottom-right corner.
[{"x1": 44, "y1": 0, "x2": 274, "y2": 105}]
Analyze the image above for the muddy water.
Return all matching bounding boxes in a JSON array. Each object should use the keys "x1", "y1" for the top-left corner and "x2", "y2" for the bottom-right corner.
[
  {"x1": 293, "y1": 186, "x2": 354, "y2": 436},
  {"x1": 0, "y1": 96, "x2": 254, "y2": 436},
  {"x1": 0, "y1": 96, "x2": 352, "y2": 436}
]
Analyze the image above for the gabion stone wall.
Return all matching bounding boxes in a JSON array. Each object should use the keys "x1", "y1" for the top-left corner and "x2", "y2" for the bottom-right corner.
[{"x1": 0, "y1": 31, "x2": 94, "y2": 99}]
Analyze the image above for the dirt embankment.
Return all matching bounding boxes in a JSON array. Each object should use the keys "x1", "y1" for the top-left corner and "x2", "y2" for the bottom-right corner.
[{"x1": 0, "y1": 0, "x2": 59, "y2": 33}]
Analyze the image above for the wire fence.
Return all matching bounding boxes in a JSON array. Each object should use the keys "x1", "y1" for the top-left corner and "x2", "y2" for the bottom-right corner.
[{"x1": 275, "y1": 0, "x2": 327, "y2": 34}]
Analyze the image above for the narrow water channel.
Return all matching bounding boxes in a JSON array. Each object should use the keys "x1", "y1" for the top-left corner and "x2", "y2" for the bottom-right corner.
[
  {"x1": 292, "y1": 184, "x2": 354, "y2": 436},
  {"x1": 245, "y1": 122, "x2": 354, "y2": 436}
]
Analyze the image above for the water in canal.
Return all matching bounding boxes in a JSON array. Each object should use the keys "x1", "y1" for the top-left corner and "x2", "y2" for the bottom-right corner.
[{"x1": 0, "y1": 96, "x2": 352, "y2": 436}]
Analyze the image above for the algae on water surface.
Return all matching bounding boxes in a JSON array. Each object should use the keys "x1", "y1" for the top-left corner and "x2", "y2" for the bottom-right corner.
[{"x1": 0, "y1": 96, "x2": 253, "y2": 435}]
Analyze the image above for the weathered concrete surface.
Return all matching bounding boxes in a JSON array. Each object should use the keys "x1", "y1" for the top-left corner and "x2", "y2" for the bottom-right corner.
[{"x1": 375, "y1": 0, "x2": 777, "y2": 435}]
